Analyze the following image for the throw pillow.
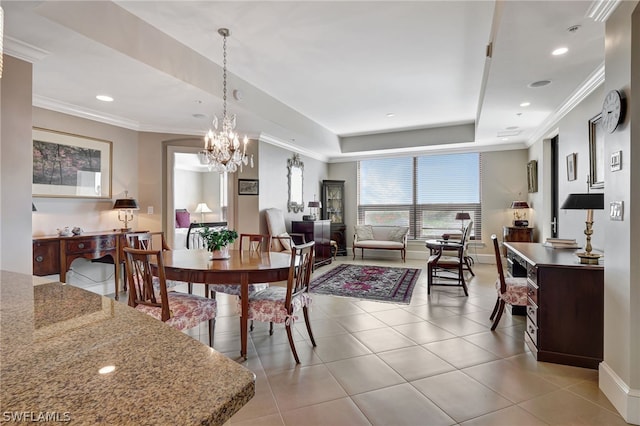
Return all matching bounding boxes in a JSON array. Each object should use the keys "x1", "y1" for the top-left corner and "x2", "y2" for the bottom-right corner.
[
  {"x1": 388, "y1": 226, "x2": 409, "y2": 243},
  {"x1": 355, "y1": 225, "x2": 374, "y2": 241},
  {"x1": 175, "y1": 210, "x2": 190, "y2": 228}
]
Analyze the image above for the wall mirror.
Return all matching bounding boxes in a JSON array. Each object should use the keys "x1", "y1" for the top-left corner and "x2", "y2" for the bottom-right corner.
[{"x1": 287, "y1": 154, "x2": 304, "y2": 213}]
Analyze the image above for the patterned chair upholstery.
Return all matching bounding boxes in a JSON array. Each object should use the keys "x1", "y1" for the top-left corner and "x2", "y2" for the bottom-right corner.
[
  {"x1": 242, "y1": 241, "x2": 316, "y2": 364},
  {"x1": 208, "y1": 233, "x2": 270, "y2": 297},
  {"x1": 125, "y1": 232, "x2": 182, "y2": 291},
  {"x1": 489, "y1": 234, "x2": 528, "y2": 330},
  {"x1": 124, "y1": 246, "x2": 217, "y2": 347}
]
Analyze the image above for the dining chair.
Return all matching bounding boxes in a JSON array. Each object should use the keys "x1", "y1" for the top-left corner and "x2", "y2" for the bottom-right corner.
[
  {"x1": 124, "y1": 231, "x2": 179, "y2": 291},
  {"x1": 427, "y1": 225, "x2": 469, "y2": 296},
  {"x1": 243, "y1": 241, "x2": 316, "y2": 364},
  {"x1": 123, "y1": 246, "x2": 217, "y2": 347},
  {"x1": 461, "y1": 221, "x2": 475, "y2": 276},
  {"x1": 489, "y1": 234, "x2": 528, "y2": 330},
  {"x1": 208, "y1": 233, "x2": 271, "y2": 300},
  {"x1": 208, "y1": 233, "x2": 272, "y2": 332}
]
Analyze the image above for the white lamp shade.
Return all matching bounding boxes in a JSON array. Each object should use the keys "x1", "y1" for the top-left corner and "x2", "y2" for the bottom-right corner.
[{"x1": 194, "y1": 203, "x2": 213, "y2": 213}]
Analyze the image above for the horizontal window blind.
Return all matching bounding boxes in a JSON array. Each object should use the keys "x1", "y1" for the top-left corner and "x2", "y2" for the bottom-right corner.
[{"x1": 358, "y1": 153, "x2": 482, "y2": 240}]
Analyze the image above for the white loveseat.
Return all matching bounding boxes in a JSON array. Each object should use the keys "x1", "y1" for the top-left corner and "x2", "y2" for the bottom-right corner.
[{"x1": 352, "y1": 225, "x2": 409, "y2": 262}]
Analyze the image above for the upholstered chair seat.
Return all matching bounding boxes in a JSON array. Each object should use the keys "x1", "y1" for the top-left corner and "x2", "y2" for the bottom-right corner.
[
  {"x1": 495, "y1": 277, "x2": 528, "y2": 306},
  {"x1": 135, "y1": 291, "x2": 217, "y2": 331}
]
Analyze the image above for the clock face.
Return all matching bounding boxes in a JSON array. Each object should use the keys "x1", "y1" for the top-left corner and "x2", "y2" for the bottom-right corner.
[{"x1": 601, "y1": 90, "x2": 624, "y2": 133}]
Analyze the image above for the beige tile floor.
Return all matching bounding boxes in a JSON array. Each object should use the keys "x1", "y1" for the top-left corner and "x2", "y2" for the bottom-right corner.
[{"x1": 83, "y1": 256, "x2": 629, "y2": 426}]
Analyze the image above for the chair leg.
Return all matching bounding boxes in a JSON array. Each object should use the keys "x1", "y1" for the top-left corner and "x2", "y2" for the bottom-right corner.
[
  {"x1": 188, "y1": 282, "x2": 193, "y2": 294},
  {"x1": 427, "y1": 263, "x2": 433, "y2": 295},
  {"x1": 303, "y1": 306, "x2": 316, "y2": 347},
  {"x1": 209, "y1": 318, "x2": 216, "y2": 347},
  {"x1": 460, "y1": 264, "x2": 468, "y2": 296},
  {"x1": 269, "y1": 322, "x2": 274, "y2": 336},
  {"x1": 250, "y1": 320, "x2": 254, "y2": 332},
  {"x1": 491, "y1": 300, "x2": 505, "y2": 331},
  {"x1": 285, "y1": 323, "x2": 300, "y2": 364},
  {"x1": 465, "y1": 257, "x2": 475, "y2": 276},
  {"x1": 489, "y1": 297, "x2": 500, "y2": 320}
]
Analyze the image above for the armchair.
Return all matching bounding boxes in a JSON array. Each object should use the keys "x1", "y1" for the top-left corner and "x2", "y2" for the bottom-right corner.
[{"x1": 264, "y1": 208, "x2": 305, "y2": 252}]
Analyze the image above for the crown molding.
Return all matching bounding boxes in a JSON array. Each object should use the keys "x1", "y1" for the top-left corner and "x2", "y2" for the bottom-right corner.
[
  {"x1": 527, "y1": 63, "x2": 604, "y2": 145},
  {"x1": 258, "y1": 133, "x2": 328, "y2": 163},
  {"x1": 586, "y1": 0, "x2": 621, "y2": 22},
  {"x1": 4, "y1": 36, "x2": 50, "y2": 63}
]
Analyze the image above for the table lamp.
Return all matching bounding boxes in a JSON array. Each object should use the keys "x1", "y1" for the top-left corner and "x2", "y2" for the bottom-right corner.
[
  {"x1": 304, "y1": 196, "x2": 321, "y2": 221},
  {"x1": 113, "y1": 191, "x2": 139, "y2": 232},
  {"x1": 561, "y1": 193, "x2": 604, "y2": 264},
  {"x1": 510, "y1": 200, "x2": 530, "y2": 227},
  {"x1": 455, "y1": 212, "x2": 470, "y2": 232},
  {"x1": 194, "y1": 202, "x2": 213, "y2": 223}
]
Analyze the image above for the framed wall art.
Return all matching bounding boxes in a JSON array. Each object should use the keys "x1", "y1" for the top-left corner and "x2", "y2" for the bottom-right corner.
[
  {"x1": 588, "y1": 113, "x2": 604, "y2": 188},
  {"x1": 32, "y1": 128, "x2": 112, "y2": 199},
  {"x1": 566, "y1": 153, "x2": 577, "y2": 181},
  {"x1": 527, "y1": 160, "x2": 538, "y2": 193},
  {"x1": 238, "y1": 179, "x2": 259, "y2": 195}
]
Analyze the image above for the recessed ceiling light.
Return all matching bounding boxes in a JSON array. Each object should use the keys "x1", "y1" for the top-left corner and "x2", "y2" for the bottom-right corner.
[
  {"x1": 552, "y1": 47, "x2": 569, "y2": 56},
  {"x1": 192, "y1": 113, "x2": 207, "y2": 119},
  {"x1": 386, "y1": 113, "x2": 395, "y2": 118},
  {"x1": 506, "y1": 126, "x2": 519, "y2": 130},
  {"x1": 516, "y1": 112, "x2": 523, "y2": 116},
  {"x1": 96, "y1": 95, "x2": 114, "y2": 102},
  {"x1": 501, "y1": 137, "x2": 509, "y2": 141},
  {"x1": 528, "y1": 80, "x2": 551, "y2": 88},
  {"x1": 520, "y1": 102, "x2": 531, "y2": 107}
]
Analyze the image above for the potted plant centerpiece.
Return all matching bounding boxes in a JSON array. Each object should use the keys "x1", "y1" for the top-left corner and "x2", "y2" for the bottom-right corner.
[{"x1": 199, "y1": 228, "x2": 238, "y2": 260}]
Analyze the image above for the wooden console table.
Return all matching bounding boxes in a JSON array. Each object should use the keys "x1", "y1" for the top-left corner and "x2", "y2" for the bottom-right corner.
[
  {"x1": 32, "y1": 231, "x2": 131, "y2": 300},
  {"x1": 504, "y1": 242, "x2": 604, "y2": 369}
]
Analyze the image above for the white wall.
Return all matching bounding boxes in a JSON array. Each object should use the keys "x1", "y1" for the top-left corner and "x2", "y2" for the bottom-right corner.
[
  {"x1": 258, "y1": 142, "x2": 329, "y2": 233},
  {"x1": 0, "y1": 56, "x2": 33, "y2": 274}
]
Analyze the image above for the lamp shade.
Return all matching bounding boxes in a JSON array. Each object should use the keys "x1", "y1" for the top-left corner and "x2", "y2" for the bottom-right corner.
[
  {"x1": 113, "y1": 198, "x2": 139, "y2": 210},
  {"x1": 455, "y1": 212, "x2": 470, "y2": 220},
  {"x1": 510, "y1": 201, "x2": 530, "y2": 209},
  {"x1": 561, "y1": 193, "x2": 604, "y2": 210},
  {"x1": 307, "y1": 200, "x2": 321, "y2": 208},
  {"x1": 194, "y1": 202, "x2": 213, "y2": 214}
]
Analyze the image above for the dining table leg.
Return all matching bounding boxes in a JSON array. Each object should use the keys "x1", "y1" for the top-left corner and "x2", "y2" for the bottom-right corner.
[{"x1": 240, "y1": 272, "x2": 249, "y2": 359}]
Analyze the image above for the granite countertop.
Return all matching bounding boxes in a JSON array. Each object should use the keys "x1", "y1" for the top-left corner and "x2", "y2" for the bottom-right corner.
[{"x1": 0, "y1": 270, "x2": 255, "y2": 425}]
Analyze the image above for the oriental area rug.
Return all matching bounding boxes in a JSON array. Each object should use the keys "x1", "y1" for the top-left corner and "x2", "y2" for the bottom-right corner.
[{"x1": 309, "y1": 264, "x2": 420, "y2": 304}]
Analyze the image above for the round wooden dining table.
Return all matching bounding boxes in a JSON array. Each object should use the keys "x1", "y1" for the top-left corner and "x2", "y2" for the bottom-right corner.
[{"x1": 160, "y1": 249, "x2": 293, "y2": 359}]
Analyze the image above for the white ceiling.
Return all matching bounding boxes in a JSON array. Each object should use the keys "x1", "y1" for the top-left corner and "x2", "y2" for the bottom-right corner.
[{"x1": 3, "y1": 1, "x2": 608, "y2": 161}]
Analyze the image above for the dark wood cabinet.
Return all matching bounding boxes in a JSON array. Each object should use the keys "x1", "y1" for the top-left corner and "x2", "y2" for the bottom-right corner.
[
  {"x1": 33, "y1": 231, "x2": 126, "y2": 299},
  {"x1": 503, "y1": 226, "x2": 533, "y2": 256},
  {"x1": 505, "y1": 242, "x2": 604, "y2": 369},
  {"x1": 291, "y1": 220, "x2": 332, "y2": 267},
  {"x1": 32, "y1": 238, "x2": 61, "y2": 276},
  {"x1": 321, "y1": 180, "x2": 346, "y2": 256}
]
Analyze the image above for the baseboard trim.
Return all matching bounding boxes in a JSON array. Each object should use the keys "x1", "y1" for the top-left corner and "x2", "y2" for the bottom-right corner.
[{"x1": 599, "y1": 361, "x2": 640, "y2": 425}]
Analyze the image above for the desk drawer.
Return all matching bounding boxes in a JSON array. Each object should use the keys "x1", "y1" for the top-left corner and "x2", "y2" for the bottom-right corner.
[
  {"x1": 526, "y1": 299, "x2": 538, "y2": 327},
  {"x1": 526, "y1": 317, "x2": 538, "y2": 347},
  {"x1": 527, "y1": 281, "x2": 538, "y2": 305},
  {"x1": 64, "y1": 236, "x2": 117, "y2": 254},
  {"x1": 527, "y1": 265, "x2": 537, "y2": 283}
]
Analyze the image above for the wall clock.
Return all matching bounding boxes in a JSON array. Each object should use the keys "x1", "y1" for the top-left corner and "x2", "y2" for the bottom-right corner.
[{"x1": 601, "y1": 89, "x2": 625, "y2": 133}]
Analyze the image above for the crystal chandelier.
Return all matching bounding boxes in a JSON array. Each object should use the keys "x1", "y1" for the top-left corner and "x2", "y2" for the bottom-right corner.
[{"x1": 199, "y1": 28, "x2": 253, "y2": 173}]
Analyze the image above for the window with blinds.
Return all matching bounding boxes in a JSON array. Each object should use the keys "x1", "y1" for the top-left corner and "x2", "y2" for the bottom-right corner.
[{"x1": 357, "y1": 153, "x2": 482, "y2": 240}]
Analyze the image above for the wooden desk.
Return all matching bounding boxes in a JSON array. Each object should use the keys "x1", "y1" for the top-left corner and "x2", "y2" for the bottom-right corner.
[
  {"x1": 161, "y1": 249, "x2": 292, "y2": 359},
  {"x1": 504, "y1": 242, "x2": 604, "y2": 369},
  {"x1": 33, "y1": 231, "x2": 143, "y2": 301},
  {"x1": 0, "y1": 270, "x2": 255, "y2": 425}
]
